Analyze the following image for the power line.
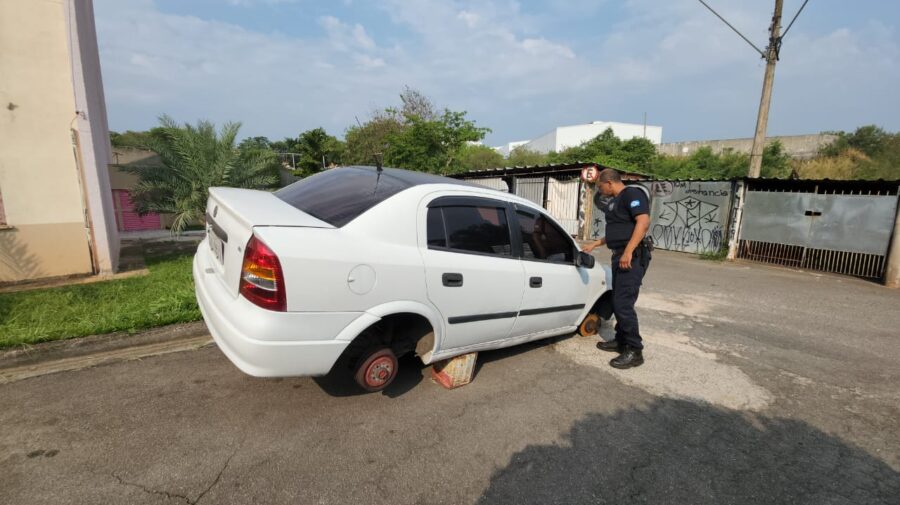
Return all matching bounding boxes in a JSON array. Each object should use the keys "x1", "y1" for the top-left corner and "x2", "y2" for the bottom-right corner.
[
  {"x1": 697, "y1": 0, "x2": 765, "y2": 57},
  {"x1": 781, "y1": 0, "x2": 810, "y2": 40},
  {"x1": 697, "y1": 0, "x2": 811, "y2": 178}
]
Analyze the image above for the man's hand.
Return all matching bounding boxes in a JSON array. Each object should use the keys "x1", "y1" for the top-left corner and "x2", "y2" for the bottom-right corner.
[
  {"x1": 582, "y1": 239, "x2": 604, "y2": 253},
  {"x1": 619, "y1": 249, "x2": 633, "y2": 270}
]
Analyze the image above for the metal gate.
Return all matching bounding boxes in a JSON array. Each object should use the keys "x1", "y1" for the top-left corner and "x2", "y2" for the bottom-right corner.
[
  {"x1": 546, "y1": 177, "x2": 581, "y2": 235},
  {"x1": 473, "y1": 177, "x2": 509, "y2": 192},
  {"x1": 514, "y1": 177, "x2": 544, "y2": 207},
  {"x1": 113, "y1": 190, "x2": 162, "y2": 232},
  {"x1": 738, "y1": 183, "x2": 899, "y2": 280}
]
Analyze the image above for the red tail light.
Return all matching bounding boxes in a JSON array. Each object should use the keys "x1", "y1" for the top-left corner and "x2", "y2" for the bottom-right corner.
[{"x1": 239, "y1": 236, "x2": 286, "y2": 312}]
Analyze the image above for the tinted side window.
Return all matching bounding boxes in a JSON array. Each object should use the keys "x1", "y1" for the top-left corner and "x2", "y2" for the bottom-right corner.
[
  {"x1": 437, "y1": 206, "x2": 512, "y2": 256},
  {"x1": 517, "y1": 210, "x2": 574, "y2": 263},
  {"x1": 426, "y1": 207, "x2": 447, "y2": 248}
]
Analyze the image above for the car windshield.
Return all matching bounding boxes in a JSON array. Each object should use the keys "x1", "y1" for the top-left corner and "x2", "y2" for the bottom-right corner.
[{"x1": 274, "y1": 167, "x2": 413, "y2": 227}]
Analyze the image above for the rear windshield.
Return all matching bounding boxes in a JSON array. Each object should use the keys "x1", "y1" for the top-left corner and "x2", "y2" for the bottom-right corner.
[{"x1": 274, "y1": 167, "x2": 413, "y2": 227}]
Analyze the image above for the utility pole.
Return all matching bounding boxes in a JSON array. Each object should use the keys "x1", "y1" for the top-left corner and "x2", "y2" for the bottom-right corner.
[
  {"x1": 748, "y1": 0, "x2": 783, "y2": 178},
  {"x1": 699, "y1": 0, "x2": 808, "y2": 178}
]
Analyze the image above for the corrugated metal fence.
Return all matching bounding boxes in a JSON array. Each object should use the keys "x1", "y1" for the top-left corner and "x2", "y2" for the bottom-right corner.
[
  {"x1": 460, "y1": 171, "x2": 900, "y2": 283},
  {"x1": 547, "y1": 177, "x2": 582, "y2": 235},
  {"x1": 738, "y1": 183, "x2": 899, "y2": 280}
]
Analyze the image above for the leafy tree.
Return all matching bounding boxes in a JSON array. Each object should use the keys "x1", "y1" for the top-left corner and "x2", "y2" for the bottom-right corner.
[
  {"x1": 760, "y1": 140, "x2": 792, "y2": 178},
  {"x1": 544, "y1": 128, "x2": 656, "y2": 172},
  {"x1": 821, "y1": 125, "x2": 891, "y2": 158},
  {"x1": 267, "y1": 128, "x2": 346, "y2": 175},
  {"x1": 344, "y1": 116, "x2": 404, "y2": 165},
  {"x1": 452, "y1": 144, "x2": 506, "y2": 173},
  {"x1": 384, "y1": 111, "x2": 489, "y2": 172},
  {"x1": 619, "y1": 137, "x2": 658, "y2": 171},
  {"x1": 110, "y1": 129, "x2": 163, "y2": 149},
  {"x1": 238, "y1": 136, "x2": 272, "y2": 151},
  {"x1": 508, "y1": 147, "x2": 549, "y2": 166},
  {"x1": 344, "y1": 88, "x2": 490, "y2": 173},
  {"x1": 813, "y1": 125, "x2": 900, "y2": 180},
  {"x1": 122, "y1": 115, "x2": 279, "y2": 234},
  {"x1": 397, "y1": 85, "x2": 437, "y2": 121},
  {"x1": 292, "y1": 128, "x2": 345, "y2": 175},
  {"x1": 794, "y1": 148, "x2": 869, "y2": 180}
]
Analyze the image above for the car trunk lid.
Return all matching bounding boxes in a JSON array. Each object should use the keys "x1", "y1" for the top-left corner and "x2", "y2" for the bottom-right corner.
[{"x1": 204, "y1": 187, "x2": 334, "y2": 296}]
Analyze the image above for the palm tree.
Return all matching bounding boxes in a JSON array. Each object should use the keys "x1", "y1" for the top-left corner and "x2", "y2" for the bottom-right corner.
[{"x1": 124, "y1": 115, "x2": 279, "y2": 234}]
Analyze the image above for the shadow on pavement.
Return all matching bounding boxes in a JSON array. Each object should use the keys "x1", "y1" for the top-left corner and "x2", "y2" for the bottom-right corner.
[
  {"x1": 476, "y1": 398, "x2": 900, "y2": 504},
  {"x1": 313, "y1": 353, "x2": 424, "y2": 398},
  {"x1": 474, "y1": 333, "x2": 579, "y2": 376}
]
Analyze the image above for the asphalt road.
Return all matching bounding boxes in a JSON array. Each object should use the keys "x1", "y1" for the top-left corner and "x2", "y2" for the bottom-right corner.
[{"x1": 1, "y1": 251, "x2": 899, "y2": 504}]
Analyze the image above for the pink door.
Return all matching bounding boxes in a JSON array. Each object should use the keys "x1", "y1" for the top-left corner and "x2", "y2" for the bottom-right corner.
[{"x1": 114, "y1": 190, "x2": 162, "y2": 231}]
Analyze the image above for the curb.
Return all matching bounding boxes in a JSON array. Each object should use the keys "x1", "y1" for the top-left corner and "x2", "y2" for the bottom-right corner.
[{"x1": 0, "y1": 322, "x2": 212, "y2": 384}]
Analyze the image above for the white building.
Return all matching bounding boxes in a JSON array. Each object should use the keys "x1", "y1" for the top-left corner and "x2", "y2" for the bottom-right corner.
[
  {"x1": 493, "y1": 140, "x2": 530, "y2": 157},
  {"x1": 496, "y1": 120, "x2": 663, "y2": 156}
]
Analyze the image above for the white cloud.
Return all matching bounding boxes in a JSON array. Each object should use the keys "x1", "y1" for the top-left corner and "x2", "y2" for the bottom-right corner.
[
  {"x1": 225, "y1": 0, "x2": 301, "y2": 6},
  {"x1": 458, "y1": 10, "x2": 480, "y2": 28},
  {"x1": 93, "y1": 0, "x2": 900, "y2": 145}
]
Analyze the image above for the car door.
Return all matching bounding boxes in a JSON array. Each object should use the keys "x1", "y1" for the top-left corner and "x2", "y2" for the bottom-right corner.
[
  {"x1": 509, "y1": 205, "x2": 590, "y2": 338},
  {"x1": 420, "y1": 196, "x2": 525, "y2": 351}
]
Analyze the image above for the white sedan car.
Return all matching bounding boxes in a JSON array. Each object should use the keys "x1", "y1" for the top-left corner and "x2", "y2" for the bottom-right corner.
[{"x1": 194, "y1": 166, "x2": 613, "y2": 391}]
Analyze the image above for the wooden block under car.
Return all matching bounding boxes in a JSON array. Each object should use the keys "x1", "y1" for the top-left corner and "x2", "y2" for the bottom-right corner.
[{"x1": 431, "y1": 352, "x2": 478, "y2": 389}]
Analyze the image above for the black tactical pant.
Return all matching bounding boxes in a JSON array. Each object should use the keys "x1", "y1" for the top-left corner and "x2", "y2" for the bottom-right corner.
[{"x1": 611, "y1": 246, "x2": 650, "y2": 350}]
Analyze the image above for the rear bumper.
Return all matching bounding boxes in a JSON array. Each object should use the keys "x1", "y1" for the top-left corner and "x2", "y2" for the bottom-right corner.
[{"x1": 193, "y1": 243, "x2": 352, "y2": 377}]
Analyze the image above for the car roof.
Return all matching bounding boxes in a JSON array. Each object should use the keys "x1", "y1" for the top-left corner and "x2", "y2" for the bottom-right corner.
[
  {"x1": 343, "y1": 165, "x2": 486, "y2": 189},
  {"x1": 347, "y1": 166, "x2": 542, "y2": 208},
  {"x1": 275, "y1": 165, "x2": 537, "y2": 228}
]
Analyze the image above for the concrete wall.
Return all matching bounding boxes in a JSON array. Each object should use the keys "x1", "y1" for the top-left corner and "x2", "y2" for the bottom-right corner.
[
  {"x1": 0, "y1": 0, "x2": 118, "y2": 283},
  {"x1": 0, "y1": 0, "x2": 93, "y2": 282},
  {"x1": 657, "y1": 134, "x2": 838, "y2": 160},
  {"x1": 109, "y1": 147, "x2": 161, "y2": 191},
  {"x1": 65, "y1": 0, "x2": 119, "y2": 273}
]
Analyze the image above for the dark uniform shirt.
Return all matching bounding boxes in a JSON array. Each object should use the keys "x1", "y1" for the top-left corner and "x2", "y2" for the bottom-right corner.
[{"x1": 601, "y1": 186, "x2": 650, "y2": 250}]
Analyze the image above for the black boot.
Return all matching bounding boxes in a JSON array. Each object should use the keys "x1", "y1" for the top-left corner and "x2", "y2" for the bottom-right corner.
[
  {"x1": 610, "y1": 347, "x2": 644, "y2": 369},
  {"x1": 596, "y1": 340, "x2": 624, "y2": 353}
]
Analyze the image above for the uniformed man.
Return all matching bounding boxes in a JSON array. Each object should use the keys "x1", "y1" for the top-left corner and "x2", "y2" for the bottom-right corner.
[{"x1": 582, "y1": 168, "x2": 651, "y2": 369}]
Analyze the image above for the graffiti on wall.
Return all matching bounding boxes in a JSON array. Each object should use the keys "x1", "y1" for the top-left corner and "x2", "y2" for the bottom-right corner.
[
  {"x1": 590, "y1": 181, "x2": 733, "y2": 254},
  {"x1": 651, "y1": 181, "x2": 732, "y2": 254},
  {"x1": 653, "y1": 196, "x2": 724, "y2": 253}
]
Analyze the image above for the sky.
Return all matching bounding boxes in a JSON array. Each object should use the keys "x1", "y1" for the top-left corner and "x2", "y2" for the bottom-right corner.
[{"x1": 93, "y1": 0, "x2": 900, "y2": 146}]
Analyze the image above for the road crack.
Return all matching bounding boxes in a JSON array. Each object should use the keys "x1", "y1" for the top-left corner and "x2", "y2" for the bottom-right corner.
[
  {"x1": 111, "y1": 472, "x2": 192, "y2": 504},
  {"x1": 109, "y1": 449, "x2": 237, "y2": 505}
]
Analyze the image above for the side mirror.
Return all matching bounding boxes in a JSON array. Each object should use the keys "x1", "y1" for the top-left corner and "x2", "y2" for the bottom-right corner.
[{"x1": 576, "y1": 251, "x2": 595, "y2": 269}]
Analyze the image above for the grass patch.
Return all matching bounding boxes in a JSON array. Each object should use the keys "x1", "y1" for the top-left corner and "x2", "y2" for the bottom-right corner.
[
  {"x1": 699, "y1": 246, "x2": 729, "y2": 262},
  {"x1": 0, "y1": 251, "x2": 201, "y2": 348}
]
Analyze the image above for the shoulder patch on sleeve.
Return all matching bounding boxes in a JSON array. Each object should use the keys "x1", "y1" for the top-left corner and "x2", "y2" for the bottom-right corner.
[{"x1": 630, "y1": 200, "x2": 640, "y2": 208}]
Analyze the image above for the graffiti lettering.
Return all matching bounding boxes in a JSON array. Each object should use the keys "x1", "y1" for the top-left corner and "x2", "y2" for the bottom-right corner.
[
  {"x1": 589, "y1": 181, "x2": 733, "y2": 254},
  {"x1": 652, "y1": 224, "x2": 724, "y2": 252},
  {"x1": 654, "y1": 195, "x2": 726, "y2": 254},
  {"x1": 651, "y1": 182, "x2": 674, "y2": 197},
  {"x1": 672, "y1": 181, "x2": 730, "y2": 198}
]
